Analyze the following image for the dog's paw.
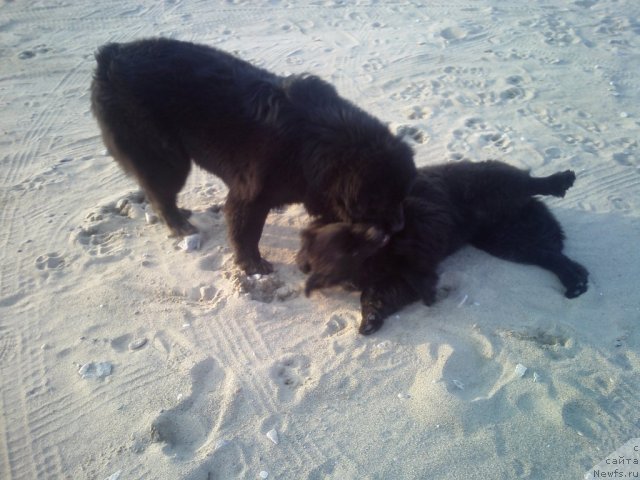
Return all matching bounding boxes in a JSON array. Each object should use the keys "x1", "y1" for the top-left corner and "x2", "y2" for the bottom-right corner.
[
  {"x1": 178, "y1": 207, "x2": 193, "y2": 219},
  {"x1": 359, "y1": 313, "x2": 384, "y2": 335},
  {"x1": 241, "y1": 257, "x2": 274, "y2": 276},
  {"x1": 168, "y1": 218, "x2": 198, "y2": 238},
  {"x1": 563, "y1": 261, "x2": 589, "y2": 298},
  {"x1": 549, "y1": 170, "x2": 576, "y2": 197},
  {"x1": 565, "y1": 282, "x2": 588, "y2": 299},
  {"x1": 562, "y1": 261, "x2": 589, "y2": 298}
]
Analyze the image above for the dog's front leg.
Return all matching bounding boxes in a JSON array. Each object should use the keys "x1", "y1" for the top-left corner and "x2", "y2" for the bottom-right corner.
[
  {"x1": 224, "y1": 193, "x2": 273, "y2": 275},
  {"x1": 359, "y1": 279, "x2": 419, "y2": 335}
]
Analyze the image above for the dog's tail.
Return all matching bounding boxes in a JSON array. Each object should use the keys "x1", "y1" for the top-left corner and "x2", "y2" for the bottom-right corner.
[
  {"x1": 90, "y1": 43, "x2": 135, "y2": 121},
  {"x1": 93, "y1": 43, "x2": 122, "y2": 83}
]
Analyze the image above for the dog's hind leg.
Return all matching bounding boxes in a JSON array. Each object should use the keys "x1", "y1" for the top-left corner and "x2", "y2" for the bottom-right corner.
[
  {"x1": 145, "y1": 184, "x2": 197, "y2": 238},
  {"x1": 497, "y1": 246, "x2": 589, "y2": 298},
  {"x1": 452, "y1": 163, "x2": 576, "y2": 214},
  {"x1": 542, "y1": 254, "x2": 589, "y2": 298},
  {"x1": 528, "y1": 170, "x2": 576, "y2": 198},
  {"x1": 487, "y1": 164, "x2": 576, "y2": 199},
  {"x1": 128, "y1": 152, "x2": 195, "y2": 237},
  {"x1": 471, "y1": 200, "x2": 588, "y2": 298},
  {"x1": 99, "y1": 125, "x2": 196, "y2": 237}
]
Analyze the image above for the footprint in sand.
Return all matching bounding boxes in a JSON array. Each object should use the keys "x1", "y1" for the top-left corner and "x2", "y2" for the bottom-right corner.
[
  {"x1": 502, "y1": 327, "x2": 577, "y2": 361},
  {"x1": 499, "y1": 86, "x2": 525, "y2": 102},
  {"x1": 11, "y1": 164, "x2": 67, "y2": 192},
  {"x1": 479, "y1": 132, "x2": 513, "y2": 152},
  {"x1": 150, "y1": 357, "x2": 224, "y2": 457},
  {"x1": 362, "y1": 56, "x2": 386, "y2": 73},
  {"x1": 537, "y1": 14, "x2": 583, "y2": 47},
  {"x1": 439, "y1": 21, "x2": 485, "y2": 45},
  {"x1": 34, "y1": 252, "x2": 67, "y2": 282},
  {"x1": 72, "y1": 222, "x2": 130, "y2": 260},
  {"x1": 561, "y1": 400, "x2": 602, "y2": 439},
  {"x1": 322, "y1": 313, "x2": 352, "y2": 337},
  {"x1": 390, "y1": 81, "x2": 431, "y2": 102},
  {"x1": 441, "y1": 333, "x2": 504, "y2": 401},
  {"x1": 610, "y1": 136, "x2": 638, "y2": 167},
  {"x1": 448, "y1": 111, "x2": 519, "y2": 156},
  {"x1": 71, "y1": 191, "x2": 149, "y2": 260},
  {"x1": 394, "y1": 124, "x2": 428, "y2": 144},
  {"x1": 35, "y1": 252, "x2": 65, "y2": 270},
  {"x1": 500, "y1": 78, "x2": 524, "y2": 99},
  {"x1": 560, "y1": 370, "x2": 640, "y2": 444},
  {"x1": 612, "y1": 151, "x2": 638, "y2": 167},
  {"x1": 496, "y1": 75, "x2": 534, "y2": 105},
  {"x1": 18, "y1": 44, "x2": 50, "y2": 60},
  {"x1": 464, "y1": 117, "x2": 487, "y2": 130},
  {"x1": 594, "y1": 13, "x2": 639, "y2": 36},
  {"x1": 270, "y1": 355, "x2": 310, "y2": 402},
  {"x1": 232, "y1": 270, "x2": 299, "y2": 303},
  {"x1": 407, "y1": 105, "x2": 430, "y2": 120},
  {"x1": 543, "y1": 146, "x2": 563, "y2": 162},
  {"x1": 607, "y1": 195, "x2": 632, "y2": 213}
]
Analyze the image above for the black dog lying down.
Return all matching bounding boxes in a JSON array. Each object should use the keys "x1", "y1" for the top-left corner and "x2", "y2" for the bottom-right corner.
[
  {"x1": 297, "y1": 160, "x2": 589, "y2": 334},
  {"x1": 91, "y1": 38, "x2": 416, "y2": 274}
]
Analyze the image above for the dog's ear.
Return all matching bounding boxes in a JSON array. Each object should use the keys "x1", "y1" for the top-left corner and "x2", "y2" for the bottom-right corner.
[{"x1": 304, "y1": 273, "x2": 324, "y2": 297}]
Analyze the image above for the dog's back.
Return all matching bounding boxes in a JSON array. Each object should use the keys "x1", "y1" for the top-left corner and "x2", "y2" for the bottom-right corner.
[{"x1": 91, "y1": 39, "x2": 278, "y2": 136}]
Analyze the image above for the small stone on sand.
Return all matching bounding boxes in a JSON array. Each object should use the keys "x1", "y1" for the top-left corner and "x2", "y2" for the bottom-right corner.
[
  {"x1": 515, "y1": 363, "x2": 527, "y2": 378},
  {"x1": 266, "y1": 428, "x2": 279, "y2": 445},
  {"x1": 78, "y1": 361, "x2": 113, "y2": 379},
  {"x1": 145, "y1": 211, "x2": 158, "y2": 224},
  {"x1": 180, "y1": 234, "x2": 201, "y2": 252},
  {"x1": 128, "y1": 338, "x2": 147, "y2": 351}
]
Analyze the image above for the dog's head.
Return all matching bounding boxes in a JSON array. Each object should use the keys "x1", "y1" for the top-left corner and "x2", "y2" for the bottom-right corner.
[
  {"x1": 305, "y1": 113, "x2": 417, "y2": 234},
  {"x1": 297, "y1": 222, "x2": 389, "y2": 296},
  {"x1": 332, "y1": 139, "x2": 416, "y2": 234}
]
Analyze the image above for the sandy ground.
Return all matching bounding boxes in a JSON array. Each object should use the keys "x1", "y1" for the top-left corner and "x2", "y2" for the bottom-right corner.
[{"x1": 1, "y1": 1, "x2": 639, "y2": 479}]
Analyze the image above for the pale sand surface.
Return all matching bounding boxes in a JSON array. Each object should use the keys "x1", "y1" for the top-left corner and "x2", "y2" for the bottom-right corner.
[{"x1": 1, "y1": 1, "x2": 639, "y2": 479}]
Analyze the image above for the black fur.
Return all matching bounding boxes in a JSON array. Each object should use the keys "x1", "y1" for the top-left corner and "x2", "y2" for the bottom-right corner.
[
  {"x1": 91, "y1": 38, "x2": 416, "y2": 274},
  {"x1": 297, "y1": 161, "x2": 589, "y2": 334}
]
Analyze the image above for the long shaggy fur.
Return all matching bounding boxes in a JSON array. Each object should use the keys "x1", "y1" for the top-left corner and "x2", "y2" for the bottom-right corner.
[
  {"x1": 297, "y1": 160, "x2": 589, "y2": 334},
  {"x1": 91, "y1": 38, "x2": 416, "y2": 274}
]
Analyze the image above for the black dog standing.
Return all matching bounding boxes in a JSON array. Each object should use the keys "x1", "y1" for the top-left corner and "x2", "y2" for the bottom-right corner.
[
  {"x1": 298, "y1": 161, "x2": 589, "y2": 334},
  {"x1": 91, "y1": 38, "x2": 416, "y2": 274}
]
